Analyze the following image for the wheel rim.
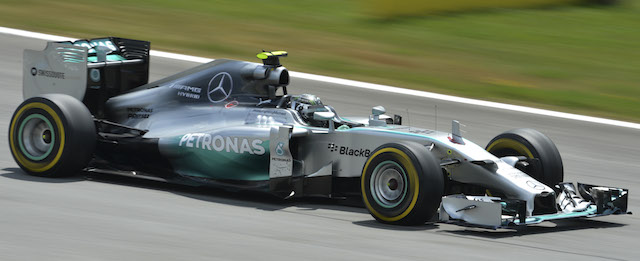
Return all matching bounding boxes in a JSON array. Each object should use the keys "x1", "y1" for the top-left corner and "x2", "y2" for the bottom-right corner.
[
  {"x1": 18, "y1": 114, "x2": 55, "y2": 161},
  {"x1": 370, "y1": 160, "x2": 407, "y2": 208},
  {"x1": 486, "y1": 138, "x2": 533, "y2": 158}
]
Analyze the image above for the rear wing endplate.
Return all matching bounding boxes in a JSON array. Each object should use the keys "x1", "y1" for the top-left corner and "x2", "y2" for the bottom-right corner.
[
  {"x1": 23, "y1": 37, "x2": 150, "y2": 117},
  {"x1": 23, "y1": 42, "x2": 88, "y2": 100}
]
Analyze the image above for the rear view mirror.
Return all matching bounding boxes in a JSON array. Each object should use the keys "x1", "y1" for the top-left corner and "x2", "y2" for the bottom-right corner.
[
  {"x1": 313, "y1": 111, "x2": 335, "y2": 133},
  {"x1": 372, "y1": 106, "x2": 386, "y2": 116},
  {"x1": 313, "y1": 111, "x2": 335, "y2": 121}
]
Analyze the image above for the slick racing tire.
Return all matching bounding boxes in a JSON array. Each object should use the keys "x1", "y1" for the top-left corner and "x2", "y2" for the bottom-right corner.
[
  {"x1": 361, "y1": 142, "x2": 443, "y2": 225},
  {"x1": 486, "y1": 128, "x2": 563, "y2": 187},
  {"x1": 8, "y1": 94, "x2": 96, "y2": 177}
]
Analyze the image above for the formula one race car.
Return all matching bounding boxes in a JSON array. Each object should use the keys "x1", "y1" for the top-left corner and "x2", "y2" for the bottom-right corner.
[{"x1": 9, "y1": 37, "x2": 629, "y2": 228}]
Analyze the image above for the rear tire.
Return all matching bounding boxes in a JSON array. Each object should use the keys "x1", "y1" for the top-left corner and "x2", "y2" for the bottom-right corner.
[
  {"x1": 361, "y1": 142, "x2": 443, "y2": 225},
  {"x1": 8, "y1": 94, "x2": 96, "y2": 177},
  {"x1": 485, "y1": 128, "x2": 563, "y2": 187}
]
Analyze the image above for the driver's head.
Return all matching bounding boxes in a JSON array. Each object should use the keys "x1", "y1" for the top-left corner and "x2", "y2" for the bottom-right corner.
[{"x1": 290, "y1": 94, "x2": 324, "y2": 121}]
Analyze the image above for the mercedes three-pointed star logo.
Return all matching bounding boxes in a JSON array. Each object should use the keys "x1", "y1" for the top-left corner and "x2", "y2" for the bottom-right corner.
[{"x1": 207, "y1": 72, "x2": 233, "y2": 103}]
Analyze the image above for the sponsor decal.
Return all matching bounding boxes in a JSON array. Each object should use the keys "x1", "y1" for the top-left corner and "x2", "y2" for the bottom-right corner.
[
  {"x1": 327, "y1": 142, "x2": 370, "y2": 157},
  {"x1": 505, "y1": 169, "x2": 532, "y2": 180},
  {"x1": 170, "y1": 83, "x2": 202, "y2": 99},
  {"x1": 246, "y1": 109, "x2": 289, "y2": 125},
  {"x1": 225, "y1": 100, "x2": 239, "y2": 108},
  {"x1": 30, "y1": 67, "x2": 65, "y2": 79},
  {"x1": 207, "y1": 72, "x2": 233, "y2": 103},
  {"x1": 127, "y1": 107, "x2": 153, "y2": 119},
  {"x1": 179, "y1": 133, "x2": 266, "y2": 155},
  {"x1": 409, "y1": 128, "x2": 434, "y2": 134},
  {"x1": 275, "y1": 142, "x2": 285, "y2": 156},
  {"x1": 251, "y1": 109, "x2": 288, "y2": 116}
]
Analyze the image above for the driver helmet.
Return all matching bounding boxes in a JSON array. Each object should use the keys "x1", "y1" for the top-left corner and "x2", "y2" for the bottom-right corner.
[{"x1": 290, "y1": 94, "x2": 324, "y2": 121}]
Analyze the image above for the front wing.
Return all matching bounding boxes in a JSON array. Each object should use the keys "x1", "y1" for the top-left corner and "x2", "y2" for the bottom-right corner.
[{"x1": 439, "y1": 183, "x2": 629, "y2": 229}]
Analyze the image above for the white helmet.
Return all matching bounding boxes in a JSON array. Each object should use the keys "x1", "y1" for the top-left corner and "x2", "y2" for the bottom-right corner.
[{"x1": 290, "y1": 94, "x2": 324, "y2": 121}]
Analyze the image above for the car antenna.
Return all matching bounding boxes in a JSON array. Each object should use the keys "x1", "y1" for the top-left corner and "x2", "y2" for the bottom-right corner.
[
  {"x1": 406, "y1": 108, "x2": 410, "y2": 128},
  {"x1": 435, "y1": 104, "x2": 438, "y2": 131}
]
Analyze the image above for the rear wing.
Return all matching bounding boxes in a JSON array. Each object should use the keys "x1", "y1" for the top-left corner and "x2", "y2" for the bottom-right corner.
[{"x1": 23, "y1": 37, "x2": 150, "y2": 117}]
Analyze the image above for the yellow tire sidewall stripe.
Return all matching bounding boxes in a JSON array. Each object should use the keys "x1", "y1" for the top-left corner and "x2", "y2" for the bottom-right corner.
[
  {"x1": 486, "y1": 138, "x2": 534, "y2": 158},
  {"x1": 9, "y1": 102, "x2": 65, "y2": 173},
  {"x1": 362, "y1": 147, "x2": 419, "y2": 222}
]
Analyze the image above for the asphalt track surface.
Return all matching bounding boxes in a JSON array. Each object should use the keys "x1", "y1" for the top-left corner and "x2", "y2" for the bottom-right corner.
[{"x1": 1, "y1": 33, "x2": 639, "y2": 261}]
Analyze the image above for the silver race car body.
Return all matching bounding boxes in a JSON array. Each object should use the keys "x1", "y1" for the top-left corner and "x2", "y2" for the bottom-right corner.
[{"x1": 9, "y1": 38, "x2": 629, "y2": 227}]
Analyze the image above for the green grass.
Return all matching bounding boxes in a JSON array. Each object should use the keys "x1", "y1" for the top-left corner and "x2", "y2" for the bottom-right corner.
[{"x1": 1, "y1": 0, "x2": 639, "y2": 122}]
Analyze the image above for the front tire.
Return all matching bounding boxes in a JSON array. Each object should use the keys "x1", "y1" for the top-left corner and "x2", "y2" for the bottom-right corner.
[
  {"x1": 361, "y1": 142, "x2": 443, "y2": 225},
  {"x1": 8, "y1": 94, "x2": 96, "y2": 177},
  {"x1": 485, "y1": 128, "x2": 563, "y2": 187}
]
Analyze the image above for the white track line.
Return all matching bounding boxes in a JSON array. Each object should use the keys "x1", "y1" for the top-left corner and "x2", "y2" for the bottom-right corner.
[
  {"x1": 1, "y1": 26, "x2": 638, "y2": 130},
  {"x1": 151, "y1": 50, "x2": 213, "y2": 64}
]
